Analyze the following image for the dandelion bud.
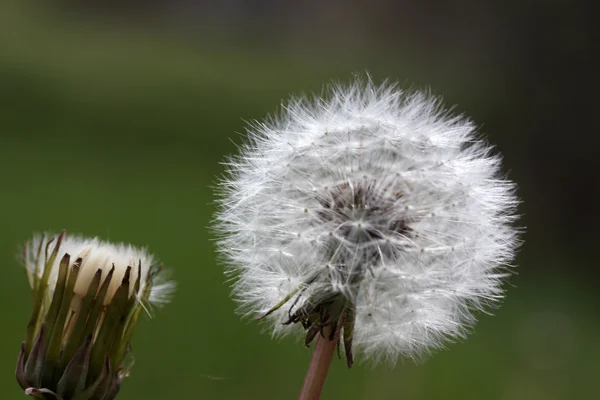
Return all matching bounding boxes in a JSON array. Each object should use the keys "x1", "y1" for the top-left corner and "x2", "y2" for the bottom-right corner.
[
  {"x1": 16, "y1": 231, "x2": 174, "y2": 399},
  {"x1": 215, "y1": 78, "x2": 520, "y2": 365}
]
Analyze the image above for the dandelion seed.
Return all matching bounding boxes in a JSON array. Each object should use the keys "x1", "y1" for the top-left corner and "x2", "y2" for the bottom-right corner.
[
  {"x1": 214, "y1": 77, "x2": 520, "y2": 396},
  {"x1": 15, "y1": 230, "x2": 174, "y2": 400}
]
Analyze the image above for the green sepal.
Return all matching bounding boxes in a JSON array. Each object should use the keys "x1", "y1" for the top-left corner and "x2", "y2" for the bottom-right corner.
[
  {"x1": 23, "y1": 239, "x2": 35, "y2": 292},
  {"x1": 56, "y1": 336, "x2": 93, "y2": 398},
  {"x1": 100, "y1": 375, "x2": 121, "y2": 400},
  {"x1": 43, "y1": 259, "x2": 81, "y2": 387},
  {"x1": 43, "y1": 254, "x2": 70, "y2": 352},
  {"x1": 342, "y1": 306, "x2": 355, "y2": 367},
  {"x1": 89, "y1": 266, "x2": 131, "y2": 380},
  {"x1": 304, "y1": 324, "x2": 321, "y2": 347},
  {"x1": 24, "y1": 236, "x2": 45, "y2": 293},
  {"x1": 110, "y1": 263, "x2": 143, "y2": 369},
  {"x1": 257, "y1": 269, "x2": 324, "y2": 320},
  {"x1": 26, "y1": 231, "x2": 66, "y2": 353},
  {"x1": 257, "y1": 284, "x2": 303, "y2": 320},
  {"x1": 24, "y1": 324, "x2": 46, "y2": 388},
  {"x1": 16, "y1": 341, "x2": 29, "y2": 388},
  {"x1": 81, "y1": 266, "x2": 114, "y2": 345},
  {"x1": 82, "y1": 357, "x2": 119, "y2": 400},
  {"x1": 58, "y1": 268, "x2": 103, "y2": 372}
]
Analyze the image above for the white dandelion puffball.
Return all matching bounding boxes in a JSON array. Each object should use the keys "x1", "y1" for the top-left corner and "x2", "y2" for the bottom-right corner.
[{"x1": 215, "y1": 78, "x2": 519, "y2": 365}]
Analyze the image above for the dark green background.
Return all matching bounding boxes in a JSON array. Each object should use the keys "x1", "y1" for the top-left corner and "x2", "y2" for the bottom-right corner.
[{"x1": 1, "y1": 2, "x2": 598, "y2": 399}]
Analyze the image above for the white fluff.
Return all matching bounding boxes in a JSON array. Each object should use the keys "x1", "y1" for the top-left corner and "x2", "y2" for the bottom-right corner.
[
  {"x1": 25, "y1": 232, "x2": 174, "y2": 309},
  {"x1": 215, "y1": 78, "x2": 520, "y2": 363}
]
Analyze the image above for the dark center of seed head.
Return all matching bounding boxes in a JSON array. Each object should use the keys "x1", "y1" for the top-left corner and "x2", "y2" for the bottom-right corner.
[{"x1": 317, "y1": 181, "x2": 411, "y2": 244}]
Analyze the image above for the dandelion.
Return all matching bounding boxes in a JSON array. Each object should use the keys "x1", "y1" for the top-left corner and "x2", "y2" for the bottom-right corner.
[
  {"x1": 15, "y1": 230, "x2": 174, "y2": 399},
  {"x1": 215, "y1": 77, "x2": 519, "y2": 398}
]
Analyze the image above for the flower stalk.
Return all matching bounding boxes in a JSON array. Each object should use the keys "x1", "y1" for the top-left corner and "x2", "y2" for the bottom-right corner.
[{"x1": 299, "y1": 326, "x2": 338, "y2": 400}]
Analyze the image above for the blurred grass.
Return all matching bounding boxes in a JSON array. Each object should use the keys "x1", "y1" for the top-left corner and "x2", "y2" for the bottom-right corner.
[{"x1": 1, "y1": 2, "x2": 598, "y2": 399}]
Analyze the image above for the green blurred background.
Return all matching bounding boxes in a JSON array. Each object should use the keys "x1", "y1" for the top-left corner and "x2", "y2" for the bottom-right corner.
[{"x1": 1, "y1": 1, "x2": 597, "y2": 399}]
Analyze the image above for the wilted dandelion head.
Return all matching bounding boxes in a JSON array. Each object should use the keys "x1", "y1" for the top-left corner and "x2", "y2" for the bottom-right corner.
[
  {"x1": 215, "y1": 78, "x2": 520, "y2": 365},
  {"x1": 16, "y1": 231, "x2": 175, "y2": 399}
]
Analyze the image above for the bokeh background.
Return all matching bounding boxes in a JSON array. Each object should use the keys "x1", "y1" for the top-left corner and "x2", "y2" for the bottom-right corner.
[{"x1": 1, "y1": 1, "x2": 597, "y2": 399}]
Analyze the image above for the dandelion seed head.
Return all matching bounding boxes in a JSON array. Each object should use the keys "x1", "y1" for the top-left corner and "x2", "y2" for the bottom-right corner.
[{"x1": 215, "y1": 77, "x2": 520, "y2": 364}]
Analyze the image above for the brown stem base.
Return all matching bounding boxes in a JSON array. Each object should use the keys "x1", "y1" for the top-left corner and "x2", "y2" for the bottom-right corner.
[{"x1": 298, "y1": 327, "x2": 337, "y2": 400}]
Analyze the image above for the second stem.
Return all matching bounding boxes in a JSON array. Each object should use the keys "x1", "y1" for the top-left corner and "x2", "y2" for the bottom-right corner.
[{"x1": 298, "y1": 326, "x2": 337, "y2": 400}]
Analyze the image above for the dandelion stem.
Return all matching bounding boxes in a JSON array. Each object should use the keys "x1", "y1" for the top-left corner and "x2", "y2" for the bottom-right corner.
[{"x1": 298, "y1": 326, "x2": 337, "y2": 400}]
